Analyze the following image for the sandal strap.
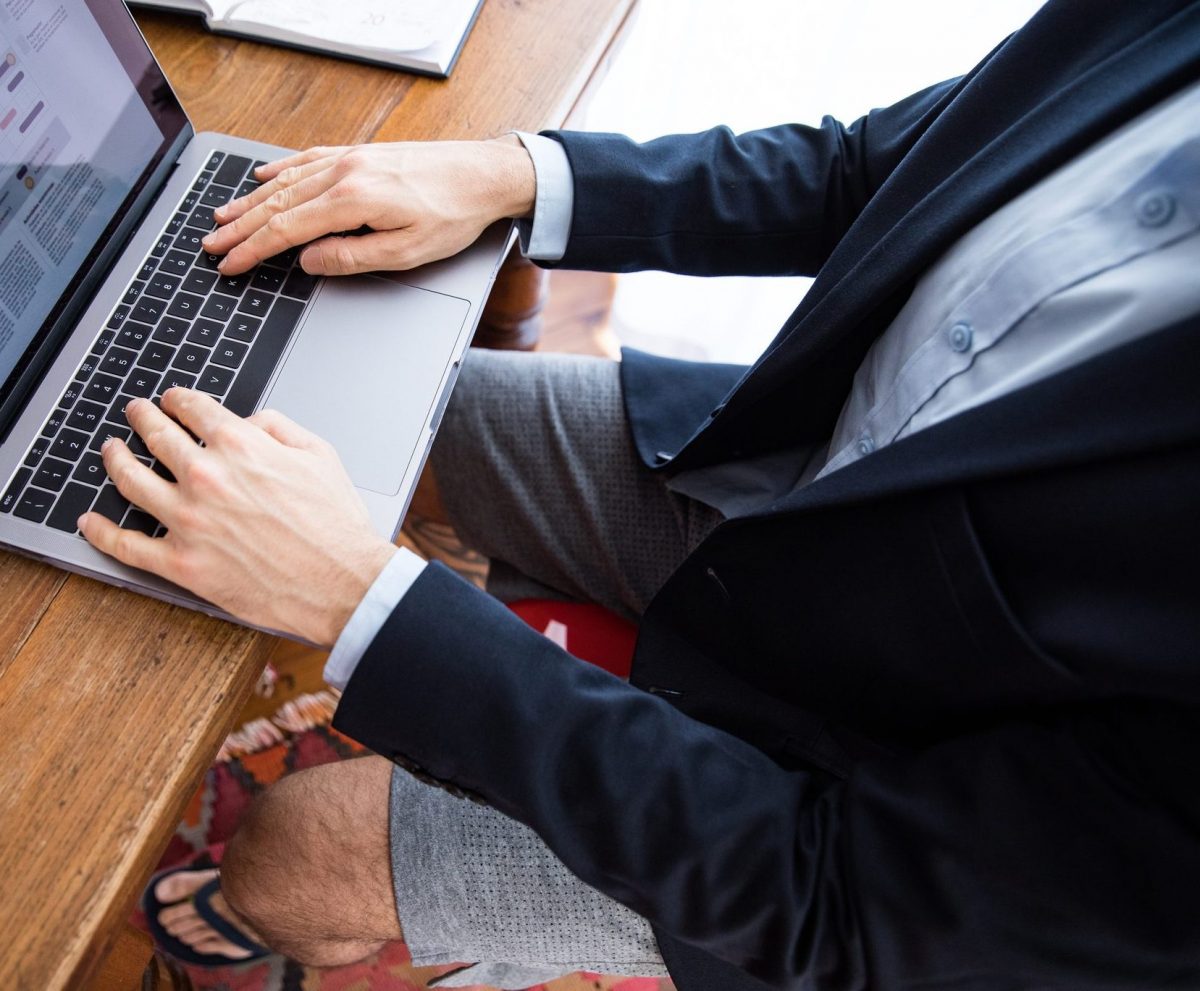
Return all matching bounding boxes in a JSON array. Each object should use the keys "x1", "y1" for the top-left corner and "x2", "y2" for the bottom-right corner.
[{"x1": 191, "y1": 877, "x2": 268, "y2": 955}]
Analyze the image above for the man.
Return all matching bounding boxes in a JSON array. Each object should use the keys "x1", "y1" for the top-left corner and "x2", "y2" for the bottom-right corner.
[{"x1": 94, "y1": 0, "x2": 1200, "y2": 987}]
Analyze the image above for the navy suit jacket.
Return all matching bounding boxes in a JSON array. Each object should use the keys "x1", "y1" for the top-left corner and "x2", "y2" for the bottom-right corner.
[{"x1": 336, "y1": 2, "x2": 1200, "y2": 988}]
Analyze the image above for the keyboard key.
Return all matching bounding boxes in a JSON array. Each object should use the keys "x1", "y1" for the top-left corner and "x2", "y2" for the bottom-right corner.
[
  {"x1": 122, "y1": 281, "x2": 145, "y2": 306},
  {"x1": 167, "y1": 292, "x2": 205, "y2": 320},
  {"x1": 126, "y1": 368, "x2": 162, "y2": 398},
  {"x1": 67, "y1": 400, "x2": 107, "y2": 432},
  {"x1": 235, "y1": 179, "x2": 259, "y2": 198},
  {"x1": 101, "y1": 346, "x2": 139, "y2": 377},
  {"x1": 251, "y1": 267, "x2": 286, "y2": 293},
  {"x1": 189, "y1": 205, "x2": 218, "y2": 231},
  {"x1": 47, "y1": 483, "x2": 97, "y2": 532},
  {"x1": 138, "y1": 342, "x2": 176, "y2": 373},
  {"x1": 34, "y1": 457, "x2": 73, "y2": 492},
  {"x1": 211, "y1": 340, "x2": 248, "y2": 370},
  {"x1": 116, "y1": 322, "x2": 152, "y2": 350},
  {"x1": 151, "y1": 234, "x2": 172, "y2": 258},
  {"x1": 156, "y1": 370, "x2": 197, "y2": 395},
  {"x1": 200, "y1": 184, "x2": 234, "y2": 208},
  {"x1": 51, "y1": 429, "x2": 90, "y2": 462},
  {"x1": 204, "y1": 150, "x2": 225, "y2": 172},
  {"x1": 225, "y1": 314, "x2": 261, "y2": 342},
  {"x1": 137, "y1": 258, "x2": 158, "y2": 281},
  {"x1": 174, "y1": 228, "x2": 207, "y2": 254},
  {"x1": 195, "y1": 251, "x2": 223, "y2": 271},
  {"x1": 225, "y1": 296, "x2": 304, "y2": 417},
  {"x1": 237, "y1": 289, "x2": 273, "y2": 316},
  {"x1": 201, "y1": 295, "x2": 237, "y2": 321},
  {"x1": 192, "y1": 172, "x2": 212, "y2": 193},
  {"x1": 131, "y1": 298, "x2": 166, "y2": 324},
  {"x1": 172, "y1": 342, "x2": 210, "y2": 372},
  {"x1": 213, "y1": 154, "x2": 252, "y2": 187},
  {"x1": 2, "y1": 468, "x2": 31, "y2": 513},
  {"x1": 166, "y1": 211, "x2": 188, "y2": 236},
  {"x1": 74, "y1": 453, "x2": 108, "y2": 485},
  {"x1": 58, "y1": 382, "x2": 84, "y2": 408},
  {"x1": 106, "y1": 306, "x2": 130, "y2": 330},
  {"x1": 40, "y1": 410, "x2": 67, "y2": 436},
  {"x1": 14, "y1": 487, "x2": 54, "y2": 523},
  {"x1": 76, "y1": 356, "x2": 101, "y2": 380},
  {"x1": 153, "y1": 317, "x2": 189, "y2": 346},
  {"x1": 145, "y1": 273, "x2": 182, "y2": 299},
  {"x1": 282, "y1": 269, "x2": 319, "y2": 300},
  {"x1": 180, "y1": 191, "x2": 200, "y2": 212},
  {"x1": 89, "y1": 330, "x2": 116, "y2": 356},
  {"x1": 152, "y1": 460, "x2": 176, "y2": 484},
  {"x1": 188, "y1": 319, "x2": 223, "y2": 347},
  {"x1": 92, "y1": 484, "x2": 130, "y2": 524},
  {"x1": 127, "y1": 433, "x2": 152, "y2": 458},
  {"x1": 198, "y1": 365, "x2": 235, "y2": 395},
  {"x1": 106, "y1": 394, "x2": 136, "y2": 427},
  {"x1": 124, "y1": 509, "x2": 160, "y2": 535},
  {"x1": 215, "y1": 273, "x2": 249, "y2": 296},
  {"x1": 84, "y1": 373, "x2": 123, "y2": 404},
  {"x1": 159, "y1": 250, "x2": 193, "y2": 277},
  {"x1": 89, "y1": 426, "x2": 130, "y2": 453},
  {"x1": 24, "y1": 438, "x2": 49, "y2": 467},
  {"x1": 266, "y1": 247, "x2": 298, "y2": 268},
  {"x1": 182, "y1": 269, "x2": 218, "y2": 295}
]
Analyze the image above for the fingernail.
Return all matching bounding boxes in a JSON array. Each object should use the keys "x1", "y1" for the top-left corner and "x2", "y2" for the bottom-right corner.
[
  {"x1": 101, "y1": 436, "x2": 113, "y2": 452},
  {"x1": 201, "y1": 233, "x2": 215, "y2": 247},
  {"x1": 217, "y1": 259, "x2": 228, "y2": 273},
  {"x1": 76, "y1": 514, "x2": 88, "y2": 533}
]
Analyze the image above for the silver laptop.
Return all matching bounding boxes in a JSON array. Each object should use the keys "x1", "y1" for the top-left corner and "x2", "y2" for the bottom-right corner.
[{"x1": 0, "y1": 0, "x2": 509, "y2": 633}]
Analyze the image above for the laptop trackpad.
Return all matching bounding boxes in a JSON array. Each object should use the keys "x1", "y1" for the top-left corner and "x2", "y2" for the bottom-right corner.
[{"x1": 262, "y1": 276, "x2": 470, "y2": 496}]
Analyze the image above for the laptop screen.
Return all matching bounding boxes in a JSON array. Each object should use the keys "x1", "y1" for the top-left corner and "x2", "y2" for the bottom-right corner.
[{"x1": 0, "y1": 0, "x2": 186, "y2": 407}]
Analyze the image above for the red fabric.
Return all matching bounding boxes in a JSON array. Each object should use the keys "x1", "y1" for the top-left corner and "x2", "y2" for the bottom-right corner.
[{"x1": 507, "y1": 600, "x2": 637, "y2": 678}]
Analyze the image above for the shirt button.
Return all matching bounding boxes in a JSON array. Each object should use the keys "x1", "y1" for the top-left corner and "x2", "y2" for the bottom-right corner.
[
  {"x1": 857, "y1": 433, "x2": 875, "y2": 456},
  {"x1": 948, "y1": 321, "x2": 974, "y2": 352},
  {"x1": 1136, "y1": 190, "x2": 1176, "y2": 228}
]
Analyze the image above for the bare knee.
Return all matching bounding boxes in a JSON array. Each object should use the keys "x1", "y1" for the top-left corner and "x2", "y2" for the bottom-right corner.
[{"x1": 222, "y1": 755, "x2": 400, "y2": 964}]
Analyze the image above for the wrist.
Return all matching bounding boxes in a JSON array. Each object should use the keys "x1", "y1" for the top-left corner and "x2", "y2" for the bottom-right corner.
[
  {"x1": 485, "y1": 134, "x2": 536, "y2": 220},
  {"x1": 313, "y1": 541, "x2": 398, "y2": 649}
]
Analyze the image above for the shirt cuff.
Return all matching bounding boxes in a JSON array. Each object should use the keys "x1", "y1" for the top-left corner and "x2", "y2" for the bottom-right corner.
[
  {"x1": 324, "y1": 546, "x2": 428, "y2": 691},
  {"x1": 512, "y1": 131, "x2": 574, "y2": 262}
]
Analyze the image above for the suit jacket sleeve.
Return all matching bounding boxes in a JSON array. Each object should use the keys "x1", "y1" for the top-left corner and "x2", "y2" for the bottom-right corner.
[
  {"x1": 332, "y1": 562, "x2": 1200, "y2": 990},
  {"x1": 539, "y1": 75, "x2": 970, "y2": 277}
]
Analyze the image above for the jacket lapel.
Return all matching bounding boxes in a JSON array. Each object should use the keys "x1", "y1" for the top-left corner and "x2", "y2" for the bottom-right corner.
[
  {"x1": 676, "y1": 0, "x2": 1200, "y2": 469},
  {"x1": 735, "y1": 314, "x2": 1200, "y2": 522}
]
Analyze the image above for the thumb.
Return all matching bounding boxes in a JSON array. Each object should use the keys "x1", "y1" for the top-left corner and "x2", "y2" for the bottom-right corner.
[{"x1": 299, "y1": 229, "x2": 417, "y2": 276}]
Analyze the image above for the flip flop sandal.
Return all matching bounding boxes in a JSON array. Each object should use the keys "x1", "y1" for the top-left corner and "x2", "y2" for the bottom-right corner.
[{"x1": 142, "y1": 866, "x2": 270, "y2": 968}]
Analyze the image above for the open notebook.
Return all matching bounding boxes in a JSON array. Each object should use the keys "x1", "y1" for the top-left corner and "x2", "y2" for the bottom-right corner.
[{"x1": 132, "y1": 0, "x2": 485, "y2": 77}]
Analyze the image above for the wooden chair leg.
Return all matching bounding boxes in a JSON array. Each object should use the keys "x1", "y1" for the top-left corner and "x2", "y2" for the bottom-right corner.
[{"x1": 474, "y1": 247, "x2": 548, "y2": 351}]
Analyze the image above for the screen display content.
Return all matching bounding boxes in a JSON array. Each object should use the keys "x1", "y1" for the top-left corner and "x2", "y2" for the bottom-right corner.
[{"x1": 0, "y1": 0, "x2": 185, "y2": 401}]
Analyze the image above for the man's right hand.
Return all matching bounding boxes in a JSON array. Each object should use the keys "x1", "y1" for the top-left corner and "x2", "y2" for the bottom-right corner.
[{"x1": 203, "y1": 136, "x2": 536, "y2": 276}]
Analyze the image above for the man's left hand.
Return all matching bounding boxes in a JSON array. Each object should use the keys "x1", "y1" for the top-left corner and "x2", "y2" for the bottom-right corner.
[{"x1": 78, "y1": 389, "x2": 396, "y2": 648}]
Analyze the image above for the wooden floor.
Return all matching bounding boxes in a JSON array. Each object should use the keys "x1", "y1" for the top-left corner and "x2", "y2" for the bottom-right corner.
[{"x1": 251, "y1": 269, "x2": 618, "y2": 722}]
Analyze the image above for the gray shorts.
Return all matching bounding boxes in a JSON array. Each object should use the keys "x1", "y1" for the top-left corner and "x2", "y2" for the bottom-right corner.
[{"x1": 389, "y1": 348, "x2": 722, "y2": 988}]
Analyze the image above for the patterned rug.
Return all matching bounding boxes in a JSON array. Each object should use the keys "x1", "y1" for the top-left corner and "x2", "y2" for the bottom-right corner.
[{"x1": 135, "y1": 601, "x2": 671, "y2": 991}]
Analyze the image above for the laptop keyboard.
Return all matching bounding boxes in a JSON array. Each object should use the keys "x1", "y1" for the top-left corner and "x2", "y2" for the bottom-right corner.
[{"x1": 1, "y1": 151, "x2": 317, "y2": 537}]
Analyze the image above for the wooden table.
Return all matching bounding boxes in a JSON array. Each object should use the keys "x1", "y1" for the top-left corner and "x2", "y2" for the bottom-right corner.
[{"x1": 0, "y1": 2, "x2": 635, "y2": 987}]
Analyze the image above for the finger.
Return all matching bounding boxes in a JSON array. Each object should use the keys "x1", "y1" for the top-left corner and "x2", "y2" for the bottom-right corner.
[
  {"x1": 217, "y1": 187, "x2": 359, "y2": 275},
  {"x1": 161, "y1": 387, "x2": 245, "y2": 446},
  {"x1": 102, "y1": 438, "x2": 178, "y2": 520},
  {"x1": 254, "y1": 145, "x2": 349, "y2": 182},
  {"x1": 79, "y1": 511, "x2": 172, "y2": 574},
  {"x1": 125, "y1": 397, "x2": 201, "y2": 476},
  {"x1": 213, "y1": 154, "x2": 336, "y2": 228},
  {"x1": 205, "y1": 166, "x2": 342, "y2": 264},
  {"x1": 247, "y1": 408, "x2": 326, "y2": 452},
  {"x1": 298, "y1": 229, "x2": 414, "y2": 275}
]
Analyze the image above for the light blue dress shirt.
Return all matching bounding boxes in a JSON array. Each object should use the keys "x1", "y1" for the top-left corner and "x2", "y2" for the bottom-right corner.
[{"x1": 327, "y1": 85, "x2": 1200, "y2": 689}]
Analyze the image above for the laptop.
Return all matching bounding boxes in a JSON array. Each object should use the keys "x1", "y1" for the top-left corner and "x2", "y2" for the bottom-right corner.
[{"x1": 0, "y1": 0, "x2": 510, "y2": 634}]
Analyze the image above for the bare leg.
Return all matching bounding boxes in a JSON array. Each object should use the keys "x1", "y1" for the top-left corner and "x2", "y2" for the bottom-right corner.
[{"x1": 156, "y1": 755, "x2": 401, "y2": 968}]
